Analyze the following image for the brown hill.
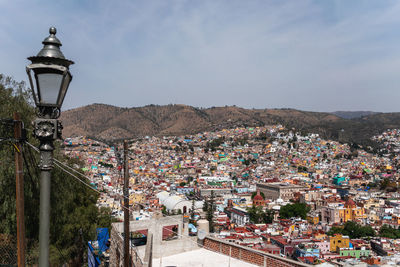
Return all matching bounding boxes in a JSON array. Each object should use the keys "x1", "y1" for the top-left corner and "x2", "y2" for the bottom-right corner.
[
  {"x1": 60, "y1": 104, "x2": 344, "y2": 141},
  {"x1": 60, "y1": 104, "x2": 400, "y2": 150}
]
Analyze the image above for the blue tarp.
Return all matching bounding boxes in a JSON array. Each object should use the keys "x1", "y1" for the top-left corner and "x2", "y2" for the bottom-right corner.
[
  {"x1": 88, "y1": 243, "x2": 101, "y2": 267},
  {"x1": 88, "y1": 228, "x2": 110, "y2": 267},
  {"x1": 96, "y1": 228, "x2": 110, "y2": 252},
  {"x1": 188, "y1": 223, "x2": 197, "y2": 233}
]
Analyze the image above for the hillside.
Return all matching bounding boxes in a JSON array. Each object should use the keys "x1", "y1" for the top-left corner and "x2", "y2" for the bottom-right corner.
[
  {"x1": 60, "y1": 104, "x2": 400, "y2": 146},
  {"x1": 331, "y1": 111, "x2": 379, "y2": 119}
]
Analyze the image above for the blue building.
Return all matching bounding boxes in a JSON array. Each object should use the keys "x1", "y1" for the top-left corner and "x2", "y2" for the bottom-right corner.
[
  {"x1": 235, "y1": 187, "x2": 250, "y2": 193},
  {"x1": 294, "y1": 244, "x2": 320, "y2": 259},
  {"x1": 176, "y1": 187, "x2": 195, "y2": 195},
  {"x1": 333, "y1": 176, "x2": 346, "y2": 186}
]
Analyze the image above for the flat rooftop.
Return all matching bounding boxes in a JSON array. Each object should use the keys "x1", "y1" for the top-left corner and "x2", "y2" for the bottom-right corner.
[
  {"x1": 152, "y1": 248, "x2": 257, "y2": 267},
  {"x1": 257, "y1": 182, "x2": 306, "y2": 189}
]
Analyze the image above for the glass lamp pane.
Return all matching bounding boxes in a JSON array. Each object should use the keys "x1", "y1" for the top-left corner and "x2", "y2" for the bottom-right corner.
[
  {"x1": 58, "y1": 72, "x2": 71, "y2": 107},
  {"x1": 37, "y1": 73, "x2": 63, "y2": 105}
]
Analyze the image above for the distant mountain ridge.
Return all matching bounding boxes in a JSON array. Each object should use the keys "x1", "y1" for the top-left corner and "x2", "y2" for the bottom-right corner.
[
  {"x1": 60, "y1": 104, "x2": 400, "y2": 147},
  {"x1": 331, "y1": 111, "x2": 379, "y2": 119},
  {"x1": 60, "y1": 104, "x2": 340, "y2": 141}
]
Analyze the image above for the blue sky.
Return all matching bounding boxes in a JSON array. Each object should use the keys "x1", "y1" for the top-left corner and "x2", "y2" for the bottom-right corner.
[{"x1": 1, "y1": 0, "x2": 400, "y2": 112}]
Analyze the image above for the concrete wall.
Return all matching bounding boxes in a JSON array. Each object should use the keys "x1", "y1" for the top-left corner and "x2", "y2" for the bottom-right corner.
[
  {"x1": 110, "y1": 223, "x2": 144, "y2": 267},
  {"x1": 203, "y1": 236, "x2": 311, "y2": 267},
  {"x1": 110, "y1": 215, "x2": 200, "y2": 266}
]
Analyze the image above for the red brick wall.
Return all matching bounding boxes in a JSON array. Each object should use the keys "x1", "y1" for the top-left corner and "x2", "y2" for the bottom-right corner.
[{"x1": 203, "y1": 237, "x2": 310, "y2": 267}]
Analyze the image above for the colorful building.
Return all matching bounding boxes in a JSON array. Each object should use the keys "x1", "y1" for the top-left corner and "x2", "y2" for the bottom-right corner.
[
  {"x1": 252, "y1": 190, "x2": 265, "y2": 207},
  {"x1": 330, "y1": 234, "x2": 350, "y2": 252},
  {"x1": 339, "y1": 198, "x2": 366, "y2": 223}
]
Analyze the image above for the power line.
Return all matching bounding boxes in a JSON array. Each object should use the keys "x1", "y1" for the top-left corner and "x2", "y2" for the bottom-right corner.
[
  {"x1": 25, "y1": 141, "x2": 39, "y2": 152},
  {"x1": 27, "y1": 142, "x2": 136, "y2": 212},
  {"x1": 27, "y1": 144, "x2": 40, "y2": 178},
  {"x1": 26, "y1": 141, "x2": 209, "y2": 244},
  {"x1": 21, "y1": 146, "x2": 36, "y2": 187},
  {"x1": 52, "y1": 157, "x2": 206, "y2": 245},
  {"x1": 26, "y1": 142, "x2": 232, "y2": 262}
]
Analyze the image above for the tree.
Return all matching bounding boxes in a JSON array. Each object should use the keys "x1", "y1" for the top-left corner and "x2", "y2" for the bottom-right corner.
[
  {"x1": 0, "y1": 75, "x2": 112, "y2": 265},
  {"x1": 247, "y1": 206, "x2": 274, "y2": 224},
  {"x1": 380, "y1": 178, "x2": 391, "y2": 190},
  {"x1": 202, "y1": 200, "x2": 208, "y2": 212},
  {"x1": 380, "y1": 225, "x2": 400, "y2": 239},
  {"x1": 207, "y1": 191, "x2": 216, "y2": 232},
  {"x1": 161, "y1": 205, "x2": 168, "y2": 215},
  {"x1": 327, "y1": 221, "x2": 375, "y2": 239},
  {"x1": 327, "y1": 226, "x2": 343, "y2": 236},
  {"x1": 190, "y1": 199, "x2": 197, "y2": 227},
  {"x1": 263, "y1": 209, "x2": 275, "y2": 224},
  {"x1": 279, "y1": 203, "x2": 311, "y2": 219},
  {"x1": 247, "y1": 205, "x2": 264, "y2": 224}
]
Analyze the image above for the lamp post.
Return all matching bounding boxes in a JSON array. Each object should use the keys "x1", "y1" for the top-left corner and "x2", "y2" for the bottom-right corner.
[{"x1": 26, "y1": 27, "x2": 74, "y2": 267}]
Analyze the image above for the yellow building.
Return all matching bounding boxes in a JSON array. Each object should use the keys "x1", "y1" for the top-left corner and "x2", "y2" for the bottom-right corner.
[
  {"x1": 129, "y1": 193, "x2": 144, "y2": 205},
  {"x1": 392, "y1": 214, "x2": 400, "y2": 225},
  {"x1": 313, "y1": 232, "x2": 327, "y2": 241},
  {"x1": 338, "y1": 198, "x2": 366, "y2": 223},
  {"x1": 363, "y1": 198, "x2": 381, "y2": 210},
  {"x1": 330, "y1": 234, "x2": 350, "y2": 252},
  {"x1": 307, "y1": 214, "x2": 320, "y2": 225}
]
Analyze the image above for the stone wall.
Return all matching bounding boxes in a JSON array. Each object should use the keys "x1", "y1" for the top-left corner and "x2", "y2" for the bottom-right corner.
[{"x1": 203, "y1": 237, "x2": 311, "y2": 267}]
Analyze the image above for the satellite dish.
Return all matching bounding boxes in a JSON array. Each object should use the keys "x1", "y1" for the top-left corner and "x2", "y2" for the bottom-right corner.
[{"x1": 198, "y1": 229, "x2": 207, "y2": 240}]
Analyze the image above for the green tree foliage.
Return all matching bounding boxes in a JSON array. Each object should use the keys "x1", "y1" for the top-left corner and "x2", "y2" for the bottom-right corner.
[
  {"x1": 279, "y1": 203, "x2": 311, "y2": 219},
  {"x1": 0, "y1": 75, "x2": 113, "y2": 265},
  {"x1": 98, "y1": 161, "x2": 114, "y2": 168},
  {"x1": 247, "y1": 205, "x2": 264, "y2": 224},
  {"x1": 247, "y1": 206, "x2": 274, "y2": 224},
  {"x1": 264, "y1": 209, "x2": 275, "y2": 224},
  {"x1": 161, "y1": 205, "x2": 168, "y2": 215},
  {"x1": 189, "y1": 199, "x2": 198, "y2": 226},
  {"x1": 327, "y1": 221, "x2": 375, "y2": 239},
  {"x1": 207, "y1": 191, "x2": 216, "y2": 232},
  {"x1": 202, "y1": 199, "x2": 208, "y2": 212},
  {"x1": 207, "y1": 137, "x2": 224, "y2": 150},
  {"x1": 379, "y1": 225, "x2": 400, "y2": 239}
]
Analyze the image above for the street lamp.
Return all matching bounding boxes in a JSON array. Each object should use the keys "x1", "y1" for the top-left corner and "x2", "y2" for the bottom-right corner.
[{"x1": 26, "y1": 27, "x2": 74, "y2": 267}]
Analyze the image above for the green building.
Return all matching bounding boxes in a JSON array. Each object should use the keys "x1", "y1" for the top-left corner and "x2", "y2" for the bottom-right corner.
[{"x1": 338, "y1": 248, "x2": 370, "y2": 258}]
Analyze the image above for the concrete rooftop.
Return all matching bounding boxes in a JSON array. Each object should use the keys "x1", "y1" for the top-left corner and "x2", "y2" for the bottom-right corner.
[{"x1": 152, "y1": 248, "x2": 257, "y2": 267}]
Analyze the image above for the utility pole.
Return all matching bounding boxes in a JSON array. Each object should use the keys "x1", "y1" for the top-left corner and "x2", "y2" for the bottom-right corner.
[
  {"x1": 14, "y1": 112, "x2": 25, "y2": 267},
  {"x1": 123, "y1": 140, "x2": 130, "y2": 267}
]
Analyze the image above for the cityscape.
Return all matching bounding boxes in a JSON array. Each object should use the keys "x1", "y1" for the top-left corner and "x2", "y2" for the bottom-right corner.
[
  {"x1": 61, "y1": 125, "x2": 400, "y2": 266},
  {"x1": 2, "y1": 1, "x2": 400, "y2": 267}
]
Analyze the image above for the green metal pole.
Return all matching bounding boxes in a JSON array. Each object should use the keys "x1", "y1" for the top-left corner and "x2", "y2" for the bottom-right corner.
[{"x1": 38, "y1": 145, "x2": 53, "y2": 267}]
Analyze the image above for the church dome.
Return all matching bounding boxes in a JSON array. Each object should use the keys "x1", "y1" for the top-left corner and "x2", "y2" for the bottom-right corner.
[{"x1": 345, "y1": 198, "x2": 356, "y2": 208}]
